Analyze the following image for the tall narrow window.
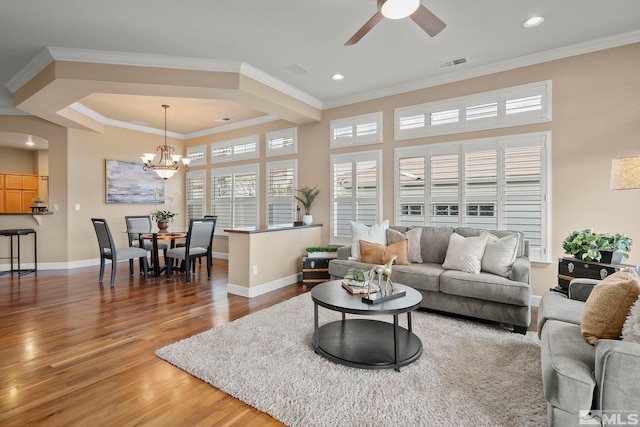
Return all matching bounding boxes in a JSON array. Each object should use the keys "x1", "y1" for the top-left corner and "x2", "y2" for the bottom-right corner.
[
  {"x1": 266, "y1": 160, "x2": 297, "y2": 227},
  {"x1": 186, "y1": 170, "x2": 206, "y2": 224},
  {"x1": 211, "y1": 164, "x2": 259, "y2": 234},
  {"x1": 330, "y1": 150, "x2": 382, "y2": 245}
]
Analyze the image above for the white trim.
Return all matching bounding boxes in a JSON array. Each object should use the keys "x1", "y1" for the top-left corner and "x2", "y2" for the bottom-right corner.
[
  {"x1": 226, "y1": 273, "x2": 301, "y2": 298},
  {"x1": 323, "y1": 30, "x2": 640, "y2": 109},
  {"x1": 330, "y1": 112, "x2": 383, "y2": 148}
]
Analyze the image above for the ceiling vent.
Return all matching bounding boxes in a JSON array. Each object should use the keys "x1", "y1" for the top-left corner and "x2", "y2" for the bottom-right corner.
[
  {"x1": 437, "y1": 56, "x2": 468, "y2": 69},
  {"x1": 286, "y1": 63, "x2": 311, "y2": 75}
]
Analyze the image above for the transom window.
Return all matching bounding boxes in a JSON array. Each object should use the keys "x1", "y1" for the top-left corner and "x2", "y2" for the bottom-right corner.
[
  {"x1": 211, "y1": 135, "x2": 259, "y2": 164},
  {"x1": 330, "y1": 112, "x2": 383, "y2": 148}
]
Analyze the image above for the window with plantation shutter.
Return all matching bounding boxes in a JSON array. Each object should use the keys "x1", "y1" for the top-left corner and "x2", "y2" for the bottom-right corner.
[
  {"x1": 186, "y1": 144, "x2": 206, "y2": 166},
  {"x1": 211, "y1": 135, "x2": 259, "y2": 164},
  {"x1": 395, "y1": 131, "x2": 550, "y2": 262},
  {"x1": 266, "y1": 159, "x2": 297, "y2": 227},
  {"x1": 211, "y1": 164, "x2": 259, "y2": 235},
  {"x1": 186, "y1": 170, "x2": 206, "y2": 223},
  {"x1": 266, "y1": 127, "x2": 297, "y2": 157},
  {"x1": 394, "y1": 81, "x2": 551, "y2": 141},
  {"x1": 330, "y1": 150, "x2": 382, "y2": 245},
  {"x1": 330, "y1": 112, "x2": 383, "y2": 148}
]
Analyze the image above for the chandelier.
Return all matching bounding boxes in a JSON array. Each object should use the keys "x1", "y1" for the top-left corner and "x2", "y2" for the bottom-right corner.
[{"x1": 141, "y1": 104, "x2": 190, "y2": 180}]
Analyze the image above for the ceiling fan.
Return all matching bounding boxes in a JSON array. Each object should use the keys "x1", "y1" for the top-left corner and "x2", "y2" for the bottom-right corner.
[{"x1": 345, "y1": 0, "x2": 446, "y2": 46}]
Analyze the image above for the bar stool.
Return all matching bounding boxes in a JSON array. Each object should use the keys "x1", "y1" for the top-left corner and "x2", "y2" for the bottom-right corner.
[{"x1": 0, "y1": 229, "x2": 37, "y2": 276}]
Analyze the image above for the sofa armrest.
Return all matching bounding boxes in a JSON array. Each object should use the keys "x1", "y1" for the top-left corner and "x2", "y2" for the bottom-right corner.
[
  {"x1": 511, "y1": 256, "x2": 531, "y2": 284},
  {"x1": 568, "y1": 278, "x2": 600, "y2": 302},
  {"x1": 336, "y1": 245, "x2": 352, "y2": 260},
  {"x1": 594, "y1": 340, "x2": 640, "y2": 412}
]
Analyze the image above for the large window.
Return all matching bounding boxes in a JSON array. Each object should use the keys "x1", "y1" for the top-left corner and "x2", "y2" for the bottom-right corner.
[
  {"x1": 394, "y1": 81, "x2": 551, "y2": 141},
  {"x1": 185, "y1": 170, "x2": 206, "y2": 223},
  {"x1": 395, "y1": 132, "x2": 550, "y2": 261},
  {"x1": 211, "y1": 164, "x2": 259, "y2": 235},
  {"x1": 266, "y1": 159, "x2": 297, "y2": 227},
  {"x1": 330, "y1": 150, "x2": 382, "y2": 245}
]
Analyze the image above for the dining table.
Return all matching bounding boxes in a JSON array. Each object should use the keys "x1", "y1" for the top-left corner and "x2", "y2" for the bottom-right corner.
[{"x1": 139, "y1": 231, "x2": 186, "y2": 276}]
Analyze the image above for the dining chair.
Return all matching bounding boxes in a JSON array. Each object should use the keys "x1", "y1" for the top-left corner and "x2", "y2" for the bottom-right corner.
[
  {"x1": 91, "y1": 218, "x2": 149, "y2": 286},
  {"x1": 124, "y1": 215, "x2": 168, "y2": 270},
  {"x1": 175, "y1": 215, "x2": 218, "y2": 267},
  {"x1": 165, "y1": 218, "x2": 216, "y2": 283}
]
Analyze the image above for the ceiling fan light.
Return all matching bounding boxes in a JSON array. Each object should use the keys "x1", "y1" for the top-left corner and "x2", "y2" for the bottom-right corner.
[{"x1": 379, "y1": 0, "x2": 420, "y2": 20}]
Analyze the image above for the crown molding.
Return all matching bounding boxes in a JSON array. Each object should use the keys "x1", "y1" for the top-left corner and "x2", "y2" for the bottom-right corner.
[
  {"x1": 70, "y1": 102, "x2": 278, "y2": 140},
  {"x1": 5, "y1": 48, "x2": 55, "y2": 93},
  {"x1": 323, "y1": 29, "x2": 640, "y2": 109}
]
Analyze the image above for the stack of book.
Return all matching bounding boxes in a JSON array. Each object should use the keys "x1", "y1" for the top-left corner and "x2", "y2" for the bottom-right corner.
[{"x1": 342, "y1": 281, "x2": 376, "y2": 295}]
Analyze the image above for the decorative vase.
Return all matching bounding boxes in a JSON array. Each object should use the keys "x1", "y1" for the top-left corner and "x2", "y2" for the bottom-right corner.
[
  {"x1": 303, "y1": 214, "x2": 313, "y2": 225},
  {"x1": 157, "y1": 221, "x2": 170, "y2": 231}
]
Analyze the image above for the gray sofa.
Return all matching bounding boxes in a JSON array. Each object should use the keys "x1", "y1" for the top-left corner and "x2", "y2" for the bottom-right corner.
[
  {"x1": 538, "y1": 279, "x2": 640, "y2": 426},
  {"x1": 328, "y1": 226, "x2": 532, "y2": 333}
]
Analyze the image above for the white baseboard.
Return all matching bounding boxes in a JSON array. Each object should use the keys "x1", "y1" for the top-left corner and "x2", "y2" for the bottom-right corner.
[{"x1": 227, "y1": 273, "x2": 302, "y2": 298}]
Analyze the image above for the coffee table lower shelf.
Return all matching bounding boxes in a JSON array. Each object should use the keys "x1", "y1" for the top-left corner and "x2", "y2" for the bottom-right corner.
[{"x1": 314, "y1": 318, "x2": 422, "y2": 370}]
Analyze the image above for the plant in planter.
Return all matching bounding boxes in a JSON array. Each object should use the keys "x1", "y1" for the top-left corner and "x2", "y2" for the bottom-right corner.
[
  {"x1": 32, "y1": 197, "x2": 45, "y2": 206},
  {"x1": 294, "y1": 185, "x2": 320, "y2": 225},
  {"x1": 562, "y1": 229, "x2": 632, "y2": 263},
  {"x1": 306, "y1": 246, "x2": 339, "y2": 258},
  {"x1": 151, "y1": 188, "x2": 179, "y2": 230}
]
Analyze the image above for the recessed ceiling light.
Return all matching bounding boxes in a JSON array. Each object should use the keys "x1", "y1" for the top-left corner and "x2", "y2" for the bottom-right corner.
[
  {"x1": 522, "y1": 16, "x2": 544, "y2": 28},
  {"x1": 331, "y1": 73, "x2": 344, "y2": 81}
]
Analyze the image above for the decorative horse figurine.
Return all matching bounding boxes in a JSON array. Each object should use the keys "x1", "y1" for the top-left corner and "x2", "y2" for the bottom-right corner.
[{"x1": 368, "y1": 255, "x2": 397, "y2": 296}]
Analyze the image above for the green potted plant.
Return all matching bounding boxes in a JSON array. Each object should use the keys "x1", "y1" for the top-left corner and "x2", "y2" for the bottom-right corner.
[
  {"x1": 306, "y1": 246, "x2": 339, "y2": 258},
  {"x1": 294, "y1": 185, "x2": 320, "y2": 225},
  {"x1": 562, "y1": 229, "x2": 632, "y2": 264},
  {"x1": 32, "y1": 197, "x2": 45, "y2": 207}
]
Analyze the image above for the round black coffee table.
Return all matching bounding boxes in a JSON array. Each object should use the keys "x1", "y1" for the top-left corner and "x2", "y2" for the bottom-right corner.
[{"x1": 311, "y1": 280, "x2": 423, "y2": 371}]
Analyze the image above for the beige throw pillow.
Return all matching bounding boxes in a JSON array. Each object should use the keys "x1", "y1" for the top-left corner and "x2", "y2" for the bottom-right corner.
[
  {"x1": 442, "y1": 232, "x2": 488, "y2": 274},
  {"x1": 386, "y1": 228, "x2": 423, "y2": 263},
  {"x1": 359, "y1": 239, "x2": 410, "y2": 266},
  {"x1": 581, "y1": 269, "x2": 640, "y2": 345},
  {"x1": 481, "y1": 231, "x2": 520, "y2": 278},
  {"x1": 349, "y1": 220, "x2": 389, "y2": 260}
]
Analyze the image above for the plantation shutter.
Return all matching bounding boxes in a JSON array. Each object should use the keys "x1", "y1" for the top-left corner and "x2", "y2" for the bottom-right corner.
[
  {"x1": 211, "y1": 170, "x2": 233, "y2": 235},
  {"x1": 463, "y1": 143, "x2": 498, "y2": 229},
  {"x1": 430, "y1": 148, "x2": 459, "y2": 227},
  {"x1": 233, "y1": 168, "x2": 258, "y2": 229},
  {"x1": 330, "y1": 151, "x2": 382, "y2": 244},
  {"x1": 397, "y1": 154, "x2": 426, "y2": 227},
  {"x1": 267, "y1": 160, "x2": 296, "y2": 227},
  {"x1": 186, "y1": 170, "x2": 206, "y2": 223}
]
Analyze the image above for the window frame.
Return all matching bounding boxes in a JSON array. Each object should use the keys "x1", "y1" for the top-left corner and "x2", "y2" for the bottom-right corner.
[
  {"x1": 186, "y1": 144, "x2": 207, "y2": 166},
  {"x1": 330, "y1": 112, "x2": 383, "y2": 149},
  {"x1": 210, "y1": 134, "x2": 259, "y2": 164},
  {"x1": 266, "y1": 127, "x2": 298, "y2": 157}
]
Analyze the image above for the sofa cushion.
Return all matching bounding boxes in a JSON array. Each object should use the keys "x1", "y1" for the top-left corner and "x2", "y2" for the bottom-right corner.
[
  {"x1": 439, "y1": 269, "x2": 530, "y2": 306},
  {"x1": 442, "y1": 232, "x2": 488, "y2": 274},
  {"x1": 413, "y1": 226, "x2": 453, "y2": 264},
  {"x1": 387, "y1": 228, "x2": 422, "y2": 263},
  {"x1": 349, "y1": 220, "x2": 389, "y2": 260},
  {"x1": 359, "y1": 239, "x2": 410, "y2": 265},
  {"x1": 581, "y1": 270, "x2": 640, "y2": 345},
  {"x1": 481, "y1": 231, "x2": 519, "y2": 278},
  {"x1": 541, "y1": 320, "x2": 596, "y2": 415}
]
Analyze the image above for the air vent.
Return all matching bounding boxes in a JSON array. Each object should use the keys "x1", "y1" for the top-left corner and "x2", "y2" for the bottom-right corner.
[
  {"x1": 216, "y1": 117, "x2": 232, "y2": 123},
  {"x1": 437, "y1": 56, "x2": 468, "y2": 69},
  {"x1": 286, "y1": 63, "x2": 311, "y2": 75}
]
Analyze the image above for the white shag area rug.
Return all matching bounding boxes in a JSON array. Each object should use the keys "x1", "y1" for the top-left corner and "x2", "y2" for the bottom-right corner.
[{"x1": 156, "y1": 293, "x2": 546, "y2": 427}]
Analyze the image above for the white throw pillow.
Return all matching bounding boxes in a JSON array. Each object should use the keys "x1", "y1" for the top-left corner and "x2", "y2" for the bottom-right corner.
[
  {"x1": 481, "y1": 231, "x2": 520, "y2": 278},
  {"x1": 349, "y1": 220, "x2": 389, "y2": 260},
  {"x1": 622, "y1": 296, "x2": 640, "y2": 343},
  {"x1": 442, "y1": 232, "x2": 488, "y2": 274}
]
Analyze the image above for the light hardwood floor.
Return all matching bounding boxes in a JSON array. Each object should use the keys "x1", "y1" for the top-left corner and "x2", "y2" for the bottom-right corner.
[
  {"x1": 0, "y1": 260, "x2": 537, "y2": 426},
  {"x1": 0, "y1": 259, "x2": 305, "y2": 426}
]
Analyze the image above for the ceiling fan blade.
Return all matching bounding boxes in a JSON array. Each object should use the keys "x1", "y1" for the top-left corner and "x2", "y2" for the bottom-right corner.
[
  {"x1": 345, "y1": 11, "x2": 384, "y2": 46},
  {"x1": 410, "y1": 4, "x2": 446, "y2": 37}
]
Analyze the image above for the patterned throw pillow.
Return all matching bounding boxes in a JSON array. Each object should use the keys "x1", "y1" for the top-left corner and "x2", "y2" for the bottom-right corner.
[
  {"x1": 359, "y1": 239, "x2": 410, "y2": 265},
  {"x1": 442, "y1": 232, "x2": 489, "y2": 274},
  {"x1": 349, "y1": 220, "x2": 389, "y2": 260},
  {"x1": 481, "y1": 231, "x2": 520, "y2": 278},
  {"x1": 581, "y1": 270, "x2": 640, "y2": 345},
  {"x1": 386, "y1": 228, "x2": 423, "y2": 263}
]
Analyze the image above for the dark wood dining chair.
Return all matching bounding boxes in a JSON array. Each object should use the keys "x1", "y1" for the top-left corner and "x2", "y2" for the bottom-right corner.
[
  {"x1": 124, "y1": 215, "x2": 168, "y2": 270},
  {"x1": 165, "y1": 218, "x2": 216, "y2": 283},
  {"x1": 91, "y1": 218, "x2": 149, "y2": 286}
]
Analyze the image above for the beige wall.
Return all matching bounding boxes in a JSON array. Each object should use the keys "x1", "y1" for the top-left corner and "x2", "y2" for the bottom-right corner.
[
  {"x1": 0, "y1": 147, "x2": 39, "y2": 174},
  {"x1": 1, "y1": 43, "x2": 638, "y2": 295}
]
